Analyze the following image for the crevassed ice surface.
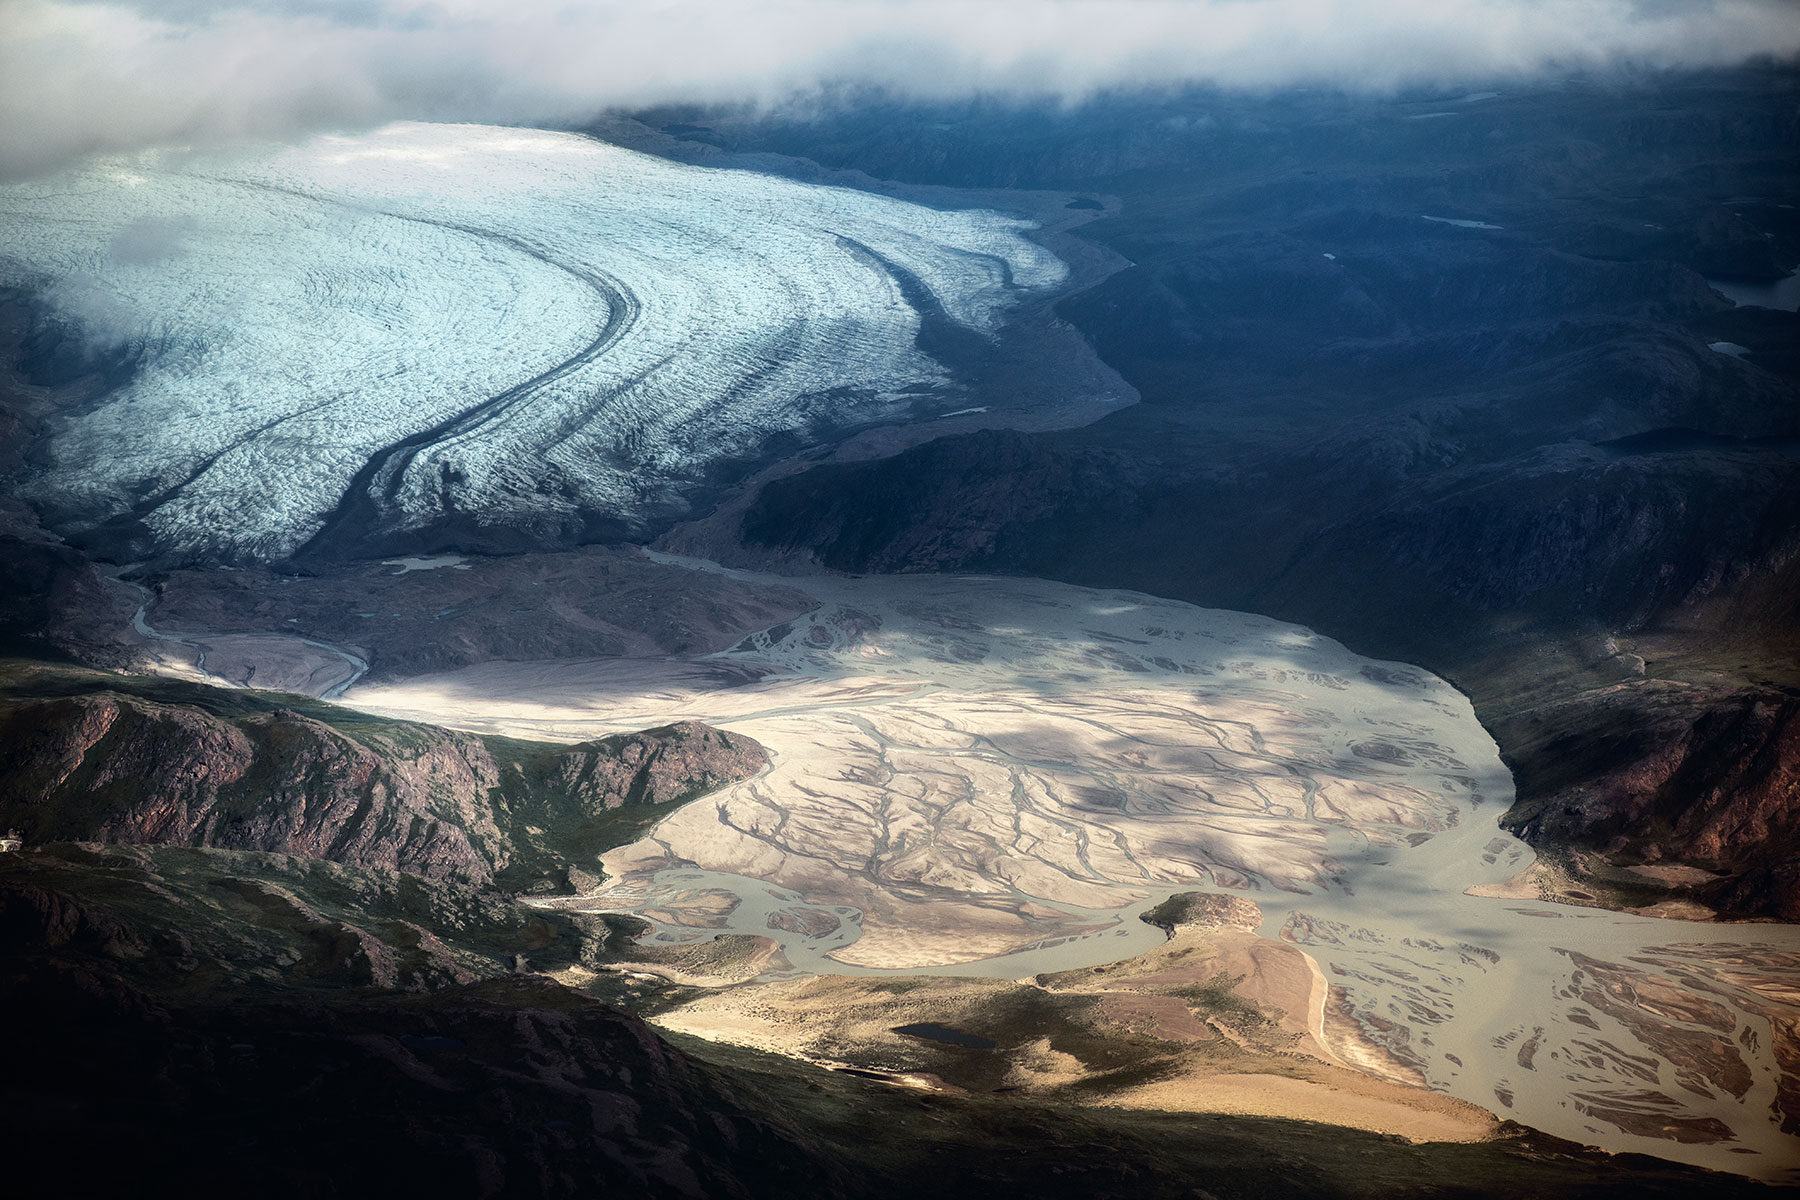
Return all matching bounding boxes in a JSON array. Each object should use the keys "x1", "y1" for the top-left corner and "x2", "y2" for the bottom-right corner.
[{"x1": 0, "y1": 123, "x2": 1067, "y2": 561}]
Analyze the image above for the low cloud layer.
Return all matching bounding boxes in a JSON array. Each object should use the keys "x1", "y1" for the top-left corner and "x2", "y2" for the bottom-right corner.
[{"x1": 4, "y1": 0, "x2": 1798, "y2": 177}]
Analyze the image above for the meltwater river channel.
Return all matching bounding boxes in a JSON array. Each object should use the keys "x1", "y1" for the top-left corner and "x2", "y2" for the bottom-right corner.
[{"x1": 345, "y1": 557, "x2": 1800, "y2": 1180}]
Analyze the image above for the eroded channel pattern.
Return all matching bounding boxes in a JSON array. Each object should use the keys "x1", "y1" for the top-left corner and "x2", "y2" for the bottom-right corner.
[
  {"x1": 344, "y1": 562, "x2": 1800, "y2": 1179},
  {"x1": 0, "y1": 123, "x2": 1067, "y2": 561}
]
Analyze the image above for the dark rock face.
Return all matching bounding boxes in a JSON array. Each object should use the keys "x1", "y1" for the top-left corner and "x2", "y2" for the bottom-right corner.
[
  {"x1": 1502, "y1": 688, "x2": 1800, "y2": 920},
  {"x1": 1358, "y1": 448, "x2": 1800, "y2": 624},
  {"x1": 146, "y1": 545, "x2": 817, "y2": 682},
  {"x1": 1061, "y1": 230, "x2": 1788, "y2": 435},
  {"x1": 0, "y1": 691, "x2": 766, "y2": 886},
  {"x1": 0, "y1": 879, "x2": 147, "y2": 958},
  {"x1": 743, "y1": 429, "x2": 1118, "y2": 575},
  {"x1": 0, "y1": 531, "x2": 143, "y2": 668},
  {"x1": 0, "y1": 849, "x2": 839, "y2": 1198},
  {"x1": 743, "y1": 428, "x2": 1800, "y2": 637}
]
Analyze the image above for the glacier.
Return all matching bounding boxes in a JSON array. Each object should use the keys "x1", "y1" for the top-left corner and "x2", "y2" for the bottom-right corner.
[{"x1": 0, "y1": 123, "x2": 1068, "y2": 563}]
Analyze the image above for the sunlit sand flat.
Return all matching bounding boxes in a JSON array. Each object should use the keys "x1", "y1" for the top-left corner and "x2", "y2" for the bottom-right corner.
[{"x1": 347, "y1": 561, "x2": 1800, "y2": 1178}]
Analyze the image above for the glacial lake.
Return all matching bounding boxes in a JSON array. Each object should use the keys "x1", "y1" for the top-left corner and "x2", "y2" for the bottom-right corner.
[{"x1": 1707, "y1": 271, "x2": 1800, "y2": 312}]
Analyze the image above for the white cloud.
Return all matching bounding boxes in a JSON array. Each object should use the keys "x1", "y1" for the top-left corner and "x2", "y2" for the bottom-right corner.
[{"x1": 3, "y1": 0, "x2": 1798, "y2": 176}]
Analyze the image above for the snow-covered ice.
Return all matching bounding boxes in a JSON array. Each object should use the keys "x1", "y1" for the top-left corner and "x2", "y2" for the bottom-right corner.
[{"x1": 0, "y1": 123, "x2": 1068, "y2": 561}]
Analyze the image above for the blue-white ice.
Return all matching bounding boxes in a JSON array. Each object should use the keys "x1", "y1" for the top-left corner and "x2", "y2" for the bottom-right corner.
[
  {"x1": 1421, "y1": 214, "x2": 1503, "y2": 230},
  {"x1": 0, "y1": 123, "x2": 1068, "y2": 561}
]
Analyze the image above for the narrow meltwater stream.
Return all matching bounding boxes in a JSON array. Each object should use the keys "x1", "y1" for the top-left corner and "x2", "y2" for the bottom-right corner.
[{"x1": 121, "y1": 574, "x2": 370, "y2": 697}]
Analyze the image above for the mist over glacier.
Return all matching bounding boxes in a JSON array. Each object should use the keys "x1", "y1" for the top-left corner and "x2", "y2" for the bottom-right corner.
[
  {"x1": 4, "y1": 0, "x2": 1798, "y2": 178},
  {"x1": 0, "y1": 122, "x2": 1066, "y2": 563}
]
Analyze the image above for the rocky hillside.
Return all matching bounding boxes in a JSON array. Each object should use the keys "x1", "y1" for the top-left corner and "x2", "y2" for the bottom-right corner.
[
  {"x1": 1498, "y1": 683, "x2": 1800, "y2": 920},
  {"x1": 0, "y1": 670, "x2": 766, "y2": 890},
  {"x1": 0, "y1": 522, "x2": 144, "y2": 669},
  {"x1": 2, "y1": 888, "x2": 843, "y2": 1200}
]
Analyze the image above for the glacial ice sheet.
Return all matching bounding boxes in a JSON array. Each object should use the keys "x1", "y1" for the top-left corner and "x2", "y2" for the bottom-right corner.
[{"x1": 0, "y1": 123, "x2": 1068, "y2": 562}]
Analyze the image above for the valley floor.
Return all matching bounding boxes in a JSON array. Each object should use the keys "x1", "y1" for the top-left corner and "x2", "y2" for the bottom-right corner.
[{"x1": 333, "y1": 559, "x2": 1800, "y2": 1181}]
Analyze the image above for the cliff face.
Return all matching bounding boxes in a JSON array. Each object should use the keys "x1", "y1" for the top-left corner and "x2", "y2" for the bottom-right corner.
[
  {"x1": 0, "y1": 689, "x2": 767, "y2": 886},
  {"x1": 1500, "y1": 686, "x2": 1800, "y2": 920},
  {"x1": 0, "y1": 531, "x2": 144, "y2": 668},
  {"x1": 1352, "y1": 448, "x2": 1800, "y2": 630}
]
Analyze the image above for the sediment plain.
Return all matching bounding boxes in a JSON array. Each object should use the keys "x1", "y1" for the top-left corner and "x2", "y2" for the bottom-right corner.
[{"x1": 345, "y1": 558, "x2": 1800, "y2": 1181}]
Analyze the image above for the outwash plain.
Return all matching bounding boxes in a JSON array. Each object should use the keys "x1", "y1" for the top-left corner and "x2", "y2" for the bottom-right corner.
[
  {"x1": 3, "y1": 71, "x2": 1798, "y2": 1198},
  {"x1": 348, "y1": 562, "x2": 1800, "y2": 1178}
]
